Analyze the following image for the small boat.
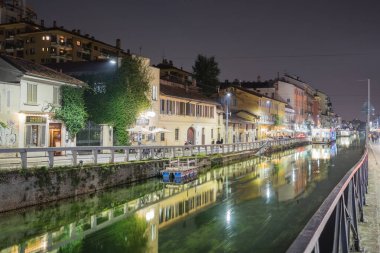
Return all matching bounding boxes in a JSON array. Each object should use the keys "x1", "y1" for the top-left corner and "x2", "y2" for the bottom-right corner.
[
  {"x1": 161, "y1": 159, "x2": 198, "y2": 184},
  {"x1": 312, "y1": 128, "x2": 336, "y2": 144}
]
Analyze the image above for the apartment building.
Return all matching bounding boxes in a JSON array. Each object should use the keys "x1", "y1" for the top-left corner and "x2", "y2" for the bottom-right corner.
[{"x1": 0, "y1": 20, "x2": 127, "y2": 64}]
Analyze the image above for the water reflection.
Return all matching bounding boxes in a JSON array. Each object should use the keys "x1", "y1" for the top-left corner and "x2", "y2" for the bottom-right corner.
[{"x1": 0, "y1": 138, "x2": 364, "y2": 253}]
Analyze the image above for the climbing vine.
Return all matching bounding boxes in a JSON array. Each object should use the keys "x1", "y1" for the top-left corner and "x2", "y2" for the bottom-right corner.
[
  {"x1": 83, "y1": 57, "x2": 151, "y2": 145},
  {"x1": 0, "y1": 121, "x2": 6, "y2": 128},
  {"x1": 52, "y1": 86, "x2": 88, "y2": 139}
]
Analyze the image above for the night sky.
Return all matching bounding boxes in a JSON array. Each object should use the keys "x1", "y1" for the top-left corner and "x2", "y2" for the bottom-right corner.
[{"x1": 28, "y1": 0, "x2": 380, "y2": 121}]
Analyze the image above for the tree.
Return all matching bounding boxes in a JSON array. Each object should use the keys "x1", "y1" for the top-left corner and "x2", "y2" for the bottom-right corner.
[
  {"x1": 192, "y1": 54, "x2": 220, "y2": 96},
  {"x1": 83, "y1": 57, "x2": 151, "y2": 145},
  {"x1": 52, "y1": 86, "x2": 88, "y2": 140}
]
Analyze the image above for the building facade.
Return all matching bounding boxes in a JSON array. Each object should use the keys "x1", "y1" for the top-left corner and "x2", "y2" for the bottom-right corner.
[
  {"x1": 0, "y1": 0, "x2": 36, "y2": 24},
  {"x1": 220, "y1": 86, "x2": 285, "y2": 140},
  {"x1": 0, "y1": 21, "x2": 127, "y2": 64},
  {"x1": 0, "y1": 54, "x2": 86, "y2": 149},
  {"x1": 153, "y1": 60, "x2": 220, "y2": 146}
]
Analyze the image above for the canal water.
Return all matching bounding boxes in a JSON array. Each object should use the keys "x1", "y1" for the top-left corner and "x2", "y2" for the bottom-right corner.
[{"x1": 0, "y1": 136, "x2": 365, "y2": 253}]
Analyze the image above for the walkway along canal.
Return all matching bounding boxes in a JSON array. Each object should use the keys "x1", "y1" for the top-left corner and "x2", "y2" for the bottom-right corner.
[{"x1": 0, "y1": 135, "x2": 365, "y2": 253}]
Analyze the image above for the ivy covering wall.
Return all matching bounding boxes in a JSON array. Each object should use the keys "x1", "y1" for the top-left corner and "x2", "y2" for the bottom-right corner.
[
  {"x1": 83, "y1": 57, "x2": 151, "y2": 145},
  {"x1": 53, "y1": 86, "x2": 88, "y2": 140}
]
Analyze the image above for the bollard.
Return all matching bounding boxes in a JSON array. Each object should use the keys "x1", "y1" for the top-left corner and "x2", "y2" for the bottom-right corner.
[
  {"x1": 93, "y1": 149, "x2": 98, "y2": 164},
  {"x1": 72, "y1": 150, "x2": 78, "y2": 166},
  {"x1": 48, "y1": 151, "x2": 54, "y2": 168},
  {"x1": 110, "y1": 149, "x2": 115, "y2": 163},
  {"x1": 20, "y1": 151, "x2": 27, "y2": 169}
]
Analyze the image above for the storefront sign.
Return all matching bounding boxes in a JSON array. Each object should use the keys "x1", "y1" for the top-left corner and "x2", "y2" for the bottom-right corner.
[{"x1": 26, "y1": 116, "x2": 46, "y2": 124}]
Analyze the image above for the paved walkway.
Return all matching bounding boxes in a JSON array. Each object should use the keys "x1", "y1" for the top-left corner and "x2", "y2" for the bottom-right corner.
[{"x1": 358, "y1": 143, "x2": 380, "y2": 252}]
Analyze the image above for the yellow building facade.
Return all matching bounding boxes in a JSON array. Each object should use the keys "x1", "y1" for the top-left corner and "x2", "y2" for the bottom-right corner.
[{"x1": 221, "y1": 86, "x2": 286, "y2": 140}]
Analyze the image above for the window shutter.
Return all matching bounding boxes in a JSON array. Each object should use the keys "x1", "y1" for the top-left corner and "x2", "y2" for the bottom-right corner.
[
  {"x1": 40, "y1": 125, "x2": 46, "y2": 146},
  {"x1": 33, "y1": 84, "x2": 37, "y2": 103},
  {"x1": 26, "y1": 126, "x2": 31, "y2": 146},
  {"x1": 7, "y1": 90, "x2": 10, "y2": 107},
  {"x1": 53, "y1": 87, "x2": 58, "y2": 105},
  {"x1": 27, "y1": 83, "x2": 32, "y2": 103}
]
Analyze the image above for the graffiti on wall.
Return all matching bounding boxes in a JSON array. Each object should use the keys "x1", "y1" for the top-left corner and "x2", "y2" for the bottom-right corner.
[{"x1": 0, "y1": 120, "x2": 17, "y2": 147}]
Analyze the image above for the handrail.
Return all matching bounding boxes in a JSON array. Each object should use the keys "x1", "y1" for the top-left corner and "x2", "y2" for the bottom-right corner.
[
  {"x1": 286, "y1": 149, "x2": 368, "y2": 253},
  {"x1": 0, "y1": 138, "x2": 309, "y2": 169}
]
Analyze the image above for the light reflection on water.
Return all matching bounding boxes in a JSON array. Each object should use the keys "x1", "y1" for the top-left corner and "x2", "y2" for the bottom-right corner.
[{"x1": 0, "y1": 135, "x2": 364, "y2": 253}]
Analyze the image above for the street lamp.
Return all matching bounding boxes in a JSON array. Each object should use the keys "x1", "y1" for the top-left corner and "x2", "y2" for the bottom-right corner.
[{"x1": 225, "y1": 92, "x2": 231, "y2": 144}]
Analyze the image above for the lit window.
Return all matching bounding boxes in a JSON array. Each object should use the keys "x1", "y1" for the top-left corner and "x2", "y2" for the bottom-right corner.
[
  {"x1": 42, "y1": 36, "x2": 45, "y2": 40},
  {"x1": 76, "y1": 41, "x2": 81, "y2": 46},
  {"x1": 46, "y1": 36, "x2": 50, "y2": 40},
  {"x1": 42, "y1": 48, "x2": 45, "y2": 52}
]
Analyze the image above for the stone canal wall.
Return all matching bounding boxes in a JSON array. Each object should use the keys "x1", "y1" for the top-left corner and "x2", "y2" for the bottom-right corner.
[{"x1": 0, "y1": 140, "x2": 309, "y2": 212}]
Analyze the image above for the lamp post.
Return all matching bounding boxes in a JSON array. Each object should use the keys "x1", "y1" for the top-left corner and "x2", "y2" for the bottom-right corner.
[
  {"x1": 358, "y1": 79, "x2": 370, "y2": 141},
  {"x1": 225, "y1": 92, "x2": 231, "y2": 144}
]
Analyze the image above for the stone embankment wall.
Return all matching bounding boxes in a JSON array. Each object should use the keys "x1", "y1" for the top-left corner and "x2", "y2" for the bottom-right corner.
[{"x1": 0, "y1": 141, "x2": 309, "y2": 212}]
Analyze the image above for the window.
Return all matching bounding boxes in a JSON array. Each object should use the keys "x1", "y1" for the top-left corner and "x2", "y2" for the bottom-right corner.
[
  {"x1": 27, "y1": 83, "x2": 37, "y2": 104},
  {"x1": 53, "y1": 87, "x2": 60, "y2": 105},
  {"x1": 175, "y1": 128, "x2": 179, "y2": 141},
  {"x1": 210, "y1": 107, "x2": 214, "y2": 118},
  {"x1": 179, "y1": 102, "x2": 185, "y2": 115},
  {"x1": 152, "y1": 85, "x2": 157, "y2": 101},
  {"x1": 30, "y1": 48, "x2": 35, "y2": 55},
  {"x1": 211, "y1": 129, "x2": 214, "y2": 139},
  {"x1": 76, "y1": 41, "x2": 81, "y2": 46},
  {"x1": 25, "y1": 125, "x2": 46, "y2": 147},
  {"x1": 160, "y1": 133, "x2": 165, "y2": 141},
  {"x1": 287, "y1": 98, "x2": 290, "y2": 103},
  {"x1": 160, "y1": 99, "x2": 165, "y2": 114}
]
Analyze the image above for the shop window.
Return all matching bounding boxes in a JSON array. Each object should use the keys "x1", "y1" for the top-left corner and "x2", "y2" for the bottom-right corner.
[{"x1": 25, "y1": 124, "x2": 46, "y2": 147}]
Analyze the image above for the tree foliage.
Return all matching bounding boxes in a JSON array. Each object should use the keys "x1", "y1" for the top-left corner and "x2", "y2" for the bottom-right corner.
[
  {"x1": 53, "y1": 86, "x2": 88, "y2": 139},
  {"x1": 273, "y1": 114, "x2": 282, "y2": 126},
  {"x1": 192, "y1": 54, "x2": 220, "y2": 96},
  {"x1": 83, "y1": 57, "x2": 151, "y2": 145}
]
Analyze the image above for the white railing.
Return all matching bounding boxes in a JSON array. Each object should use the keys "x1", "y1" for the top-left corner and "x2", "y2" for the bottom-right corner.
[{"x1": 0, "y1": 138, "x2": 309, "y2": 169}]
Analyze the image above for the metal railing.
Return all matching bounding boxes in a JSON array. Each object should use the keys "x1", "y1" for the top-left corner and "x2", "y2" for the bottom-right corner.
[
  {"x1": 0, "y1": 138, "x2": 308, "y2": 169},
  {"x1": 286, "y1": 149, "x2": 368, "y2": 253}
]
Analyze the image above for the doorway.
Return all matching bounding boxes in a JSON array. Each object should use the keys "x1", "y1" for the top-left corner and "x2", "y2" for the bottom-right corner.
[
  {"x1": 187, "y1": 127, "x2": 195, "y2": 145},
  {"x1": 49, "y1": 123, "x2": 62, "y2": 155}
]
